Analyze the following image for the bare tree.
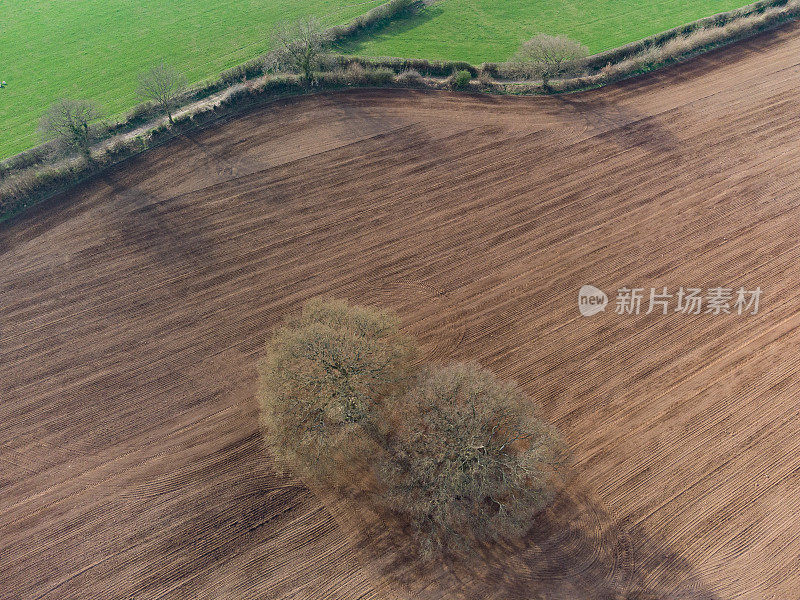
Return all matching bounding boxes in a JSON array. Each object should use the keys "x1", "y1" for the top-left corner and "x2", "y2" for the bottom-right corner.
[
  {"x1": 258, "y1": 298, "x2": 417, "y2": 488},
  {"x1": 38, "y1": 99, "x2": 101, "y2": 161},
  {"x1": 270, "y1": 17, "x2": 329, "y2": 81},
  {"x1": 510, "y1": 33, "x2": 588, "y2": 89},
  {"x1": 376, "y1": 363, "x2": 566, "y2": 556},
  {"x1": 258, "y1": 301, "x2": 566, "y2": 557},
  {"x1": 137, "y1": 61, "x2": 187, "y2": 124}
]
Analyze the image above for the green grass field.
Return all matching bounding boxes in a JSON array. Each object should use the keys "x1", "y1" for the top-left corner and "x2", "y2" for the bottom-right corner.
[
  {"x1": 0, "y1": 0, "x2": 384, "y2": 159},
  {"x1": 340, "y1": 0, "x2": 750, "y2": 62},
  {"x1": 2, "y1": 0, "x2": 751, "y2": 160}
]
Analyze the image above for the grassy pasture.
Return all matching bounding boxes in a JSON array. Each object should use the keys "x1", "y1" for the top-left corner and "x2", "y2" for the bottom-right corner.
[
  {"x1": 0, "y1": 0, "x2": 383, "y2": 159},
  {"x1": 338, "y1": 0, "x2": 751, "y2": 63}
]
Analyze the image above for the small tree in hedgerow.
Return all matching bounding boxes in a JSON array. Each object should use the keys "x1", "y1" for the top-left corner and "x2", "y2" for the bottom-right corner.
[
  {"x1": 375, "y1": 362, "x2": 566, "y2": 556},
  {"x1": 258, "y1": 298, "x2": 417, "y2": 488},
  {"x1": 270, "y1": 17, "x2": 329, "y2": 82},
  {"x1": 138, "y1": 61, "x2": 187, "y2": 124},
  {"x1": 38, "y1": 99, "x2": 101, "y2": 161},
  {"x1": 511, "y1": 33, "x2": 588, "y2": 90}
]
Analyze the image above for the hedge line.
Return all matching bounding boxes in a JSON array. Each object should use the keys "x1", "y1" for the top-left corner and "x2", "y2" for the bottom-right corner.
[
  {"x1": 3, "y1": 0, "x2": 800, "y2": 222},
  {"x1": 539, "y1": 0, "x2": 800, "y2": 93},
  {"x1": 330, "y1": 55, "x2": 480, "y2": 78},
  {"x1": 580, "y1": 0, "x2": 790, "y2": 71},
  {"x1": 6, "y1": 0, "x2": 782, "y2": 179},
  {"x1": 0, "y1": 0, "x2": 421, "y2": 180},
  {"x1": 336, "y1": 0, "x2": 796, "y2": 82},
  {"x1": 477, "y1": 0, "x2": 794, "y2": 80},
  {"x1": 0, "y1": 70, "x2": 433, "y2": 223}
]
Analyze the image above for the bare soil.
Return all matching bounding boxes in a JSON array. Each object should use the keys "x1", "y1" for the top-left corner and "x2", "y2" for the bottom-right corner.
[{"x1": 4, "y1": 23, "x2": 800, "y2": 600}]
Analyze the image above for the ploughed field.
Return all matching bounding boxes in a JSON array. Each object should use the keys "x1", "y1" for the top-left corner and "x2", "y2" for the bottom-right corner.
[{"x1": 3, "y1": 23, "x2": 800, "y2": 600}]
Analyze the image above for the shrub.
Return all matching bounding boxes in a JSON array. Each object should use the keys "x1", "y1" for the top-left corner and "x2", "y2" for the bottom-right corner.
[
  {"x1": 395, "y1": 68, "x2": 423, "y2": 86},
  {"x1": 451, "y1": 69, "x2": 472, "y2": 89},
  {"x1": 477, "y1": 69, "x2": 495, "y2": 87},
  {"x1": 38, "y1": 99, "x2": 102, "y2": 161},
  {"x1": 583, "y1": 2, "x2": 800, "y2": 87},
  {"x1": 258, "y1": 299, "x2": 417, "y2": 487},
  {"x1": 137, "y1": 62, "x2": 188, "y2": 124},
  {"x1": 506, "y1": 33, "x2": 589, "y2": 88},
  {"x1": 344, "y1": 62, "x2": 367, "y2": 85},
  {"x1": 331, "y1": 55, "x2": 478, "y2": 78},
  {"x1": 0, "y1": 156, "x2": 91, "y2": 222},
  {"x1": 119, "y1": 101, "x2": 160, "y2": 130},
  {"x1": 271, "y1": 17, "x2": 330, "y2": 81},
  {"x1": 218, "y1": 56, "x2": 267, "y2": 85},
  {"x1": 479, "y1": 63, "x2": 501, "y2": 79},
  {"x1": 375, "y1": 363, "x2": 565, "y2": 556},
  {"x1": 581, "y1": 0, "x2": 792, "y2": 72},
  {"x1": 0, "y1": 143, "x2": 57, "y2": 179},
  {"x1": 363, "y1": 66, "x2": 395, "y2": 85}
]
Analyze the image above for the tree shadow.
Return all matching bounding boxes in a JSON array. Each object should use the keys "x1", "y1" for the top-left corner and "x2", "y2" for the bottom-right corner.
[
  {"x1": 337, "y1": 477, "x2": 722, "y2": 599},
  {"x1": 554, "y1": 94, "x2": 682, "y2": 158},
  {"x1": 101, "y1": 169, "x2": 218, "y2": 299}
]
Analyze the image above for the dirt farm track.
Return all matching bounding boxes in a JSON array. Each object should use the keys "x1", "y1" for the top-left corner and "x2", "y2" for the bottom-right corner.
[{"x1": 6, "y1": 24, "x2": 800, "y2": 600}]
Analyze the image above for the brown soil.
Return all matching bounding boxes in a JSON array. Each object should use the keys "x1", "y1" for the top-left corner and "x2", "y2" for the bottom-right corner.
[{"x1": 4, "y1": 23, "x2": 800, "y2": 600}]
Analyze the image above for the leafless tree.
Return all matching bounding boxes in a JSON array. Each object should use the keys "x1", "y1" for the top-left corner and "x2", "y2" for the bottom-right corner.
[
  {"x1": 258, "y1": 298, "x2": 417, "y2": 488},
  {"x1": 510, "y1": 33, "x2": 588, "y2": 89},
  {"x1": 137, "y1": 61, "x2": 187, "y2": 124},
  {"x1": 38, "y1": 99, "x2": 101, "y2": 161},
  {"x1": 270, "y1": 17, "x2": 329, "y2": 81},
  {"x1": 376, "y1": 362, "x2": 566, "y2": 556}
]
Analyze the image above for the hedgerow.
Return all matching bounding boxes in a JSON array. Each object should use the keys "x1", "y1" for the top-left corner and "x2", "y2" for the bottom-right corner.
[
  {"x1": 0, "y1": 0, "x2": 421, "y2": 184},
  {"x1": 330, "y1": 54, "x2": 479, "y2": 78},
  {"x1": 0, "y1": 72, "x2": 413, "y2": 222},
  {"x1": 3, "y1": 0, "x2": 800, "y2": 223},
  {"x1": 449, "y1": 70, "x2": 472, "y2": 89},
  {"x1": 490, "y1": 0, "x2": 799, "y2": 93},
  {"x1": 580, "y1": 0, "x2": 792, "y2": 72}
]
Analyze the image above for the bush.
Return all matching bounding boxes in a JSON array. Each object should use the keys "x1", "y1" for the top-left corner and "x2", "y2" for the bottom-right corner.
[
  {"x1": 363, "y1": 66, "x2": 395, "y2": 85},
  {"x1": 258, "y1": 299, "x2": 417, "y2": 487},
  {"x1": 38, "y1": 99, "x2": 103, "y2": 161},
  {"x1": 316, "y1": 64, "x2": 395, "y2": 87},
  {"x1": 451, "y1": 69, "x2": 472, "y2": 89},
  {"x1": 0, "y1": 156, "x2": 91, "y2": 222},
  {"x1": 506, "y1": 34, "x2": 588, "y2": 88},
  {"x1": 584, "y1": 1, "x2": 800, "y2": 86},
  {"x1": 344, "y1": 62, "x2": 367, "y2": 85},
  {"x1": 479, "y1": 63, "x2": 501, "y2": 79},
  {"x1": 375, "y1": 363, "x2": 565, "y2": 555},
  {"x1": 395, "y1": 68, "x2": 424, "y2": 86},
  {"x1": 476, "y1": 69, "x2": 495, "y2": 87},
  {"x1": 271, "y1": 17, "x2": 329, "y2": 81},
  {"x1": 0, "y1": 142, "x2": 57, "y2": 179},
  {"x1": 218, "y1": 56, "x2": 267, "y2": 85},
  {"x1": 581, "y1": 0, "x2": 791, "y2": 72},
  {"x1": 329, "y1": 55, "x2": 478, "y2": 78}
]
